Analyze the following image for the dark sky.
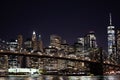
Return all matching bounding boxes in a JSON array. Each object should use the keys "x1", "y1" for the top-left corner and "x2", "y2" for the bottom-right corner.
[{"x1": 0, "y1": 0, "x2": 120, "y2": 50}]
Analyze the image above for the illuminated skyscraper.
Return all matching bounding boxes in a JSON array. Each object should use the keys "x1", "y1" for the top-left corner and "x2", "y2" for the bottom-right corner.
[
  {"x1": 17, "y1": 35, "x2": 23, "y2": 52},
  {"x1": 89, "y1": 31, "x2": 97, "y2": 48},
  {"x1": 61, "y1": 40, "x2": 69, "y2": 52},
  {"x1": 32, "y1": 30, "x2": 37, "y2": 51},
  {"x1": 74, "y1": 37, "x2": 84, "y2": 53},
  {"x1": 107, "y1": 13, "x2": 116, "y2": 56},
  {"x1": 24, "y1": 38, "x2": 32, "y2": 52},
  {"x1": 0, "y1": 39, "x2": 8, "y2": 69},
  {"x1": 77, "y1": 38, "x2": 84, "y2": 46},
  {"x1": 17, "y1": 35, "x2": 23, "y2": 68},
  {"x1": 0, "y1": 39, "x2": 8, "y2": 50},
  {"x1": 7, "y1": 40, "x2": 18, "y2": 68},
  {"x1": 117, "y1": 29, "x2": 120, "y2": 63},
  {"x1": 38, "y1": 34, "x2": 43, "y2": 52},
  {"x1": 84, "y1": 31, "x2": 97, "y2": 50},
  {"x1": 24, "y1": 38, "x2": 32, "y2": 67},
  {"x1": 117, "y1": 29, "x2": 120, "y2": 54},
  {"x1": 50, "y1": 35, "x2": 61, "y2": 49}
]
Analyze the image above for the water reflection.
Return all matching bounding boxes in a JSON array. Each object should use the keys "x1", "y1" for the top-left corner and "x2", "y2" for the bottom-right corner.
[
  {"x1": 0, "y1": 75, "x2": 120, "y2": 80},
  {"x1": 104, "y1": 75, "x2": 120, "y2": 80},
  {"x1": 0, "y1": 77, "x2": 7, "y2": 80}
]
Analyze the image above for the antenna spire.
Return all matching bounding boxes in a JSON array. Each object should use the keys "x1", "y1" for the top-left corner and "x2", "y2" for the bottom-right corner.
[{"x1": 109, "y1": 13, "x2": 112, "y2": 25}]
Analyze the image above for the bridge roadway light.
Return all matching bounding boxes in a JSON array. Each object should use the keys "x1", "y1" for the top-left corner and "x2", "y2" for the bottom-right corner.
[
  {"x1": 0, "y1": 50, "x2": 3, "y2": 52},
  {"x1": 50, "y1": 54, "x2": 53, "y2": 56},
  {"x1": 28, "y1": 52, "x2": 31, "y2": 54},
  {"x1": 37, "y1": 52, "x2": 42, "y2": 55},
  {"x1": 103, "y1": 61, "x2": 106, "y2": 63},
  {"x1": 75, "y1": 56, "x2": 78, "y2": 59},
  {"x1": 59, "y1": 55, "x2": 62, "y2": 57}
]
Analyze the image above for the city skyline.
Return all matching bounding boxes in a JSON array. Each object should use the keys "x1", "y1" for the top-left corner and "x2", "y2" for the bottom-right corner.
[{"x1": 1, "y1": 1, "x2": 120, "y2": 50}]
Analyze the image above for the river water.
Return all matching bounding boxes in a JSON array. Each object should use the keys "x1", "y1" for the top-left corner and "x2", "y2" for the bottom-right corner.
[{"x1": 0, "y1": 75, "x2": 120, "y2": 80}]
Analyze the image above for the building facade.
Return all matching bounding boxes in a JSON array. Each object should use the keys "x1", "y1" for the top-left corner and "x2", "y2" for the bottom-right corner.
[
  {"x1": 107, "y1": 13, "x2": 116, "y2": 57},
  {"x1": 17, "y1": 35, "x2": 23, "y2": 52},
  {"x1": 50, "y1": 35, "x2": 61, "y2": 49},
  {"x1": 32, "y1": 31, "x2": 37, "y2": 51},
  {"x1": 84, "y1": 31, "x2": 97, "y2": 51},
  {"x1": 117, "y1": 29, "x2": 120, "y2": 63},
  {"x1": 37, "y1": 35, "x2": 43, "y2": 52}
]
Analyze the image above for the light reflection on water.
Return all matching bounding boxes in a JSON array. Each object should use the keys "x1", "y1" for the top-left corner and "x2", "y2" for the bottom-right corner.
[{"x1": 0, "y1": 75, "x2": 120, "y2": 80}]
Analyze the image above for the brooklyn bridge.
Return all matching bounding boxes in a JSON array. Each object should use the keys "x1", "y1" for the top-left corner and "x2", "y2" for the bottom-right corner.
[{"x1": 0, "y1": 48, "x2": 120, "y2": 76}]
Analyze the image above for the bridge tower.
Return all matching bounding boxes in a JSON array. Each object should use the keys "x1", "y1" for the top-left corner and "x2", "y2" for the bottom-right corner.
[{"x1": 89, "y1": 47, "x2": 103, "y2": 75}]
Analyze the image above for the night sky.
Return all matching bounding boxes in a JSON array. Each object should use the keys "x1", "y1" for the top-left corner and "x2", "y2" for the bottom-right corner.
[{"x1": 0, "y1": 0, "x2": 120, "y2": 50}]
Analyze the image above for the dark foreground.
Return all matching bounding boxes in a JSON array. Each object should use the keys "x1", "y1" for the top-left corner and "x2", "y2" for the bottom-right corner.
[{"x1": 0, "y1": 75, "x2": 120, "y2": 80}]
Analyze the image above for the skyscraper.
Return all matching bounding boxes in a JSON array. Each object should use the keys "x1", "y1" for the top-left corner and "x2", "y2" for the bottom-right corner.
[
  {"x1": 117, "y1": 29, "x2": 120, "y2": 53},
  {"x1": 50, "y1": 35, "x2": 61, "y2": 49},
  {"x1": 38, "y1": 35, "x2": 43, "y2": 52},
  {"x1": 117, "y1": 29, "x2": 120, "y2": 63},
  {"x1": 17, "y1": 35, "x2": 23, "y2": 52},
  {"x1": 89, "y1": 31, "x2": 97, "y2": 48},
  {"x1": 17, "y1": 35, "x2": 23, "y2": 68},
  {"x1": 24, "y1": 38, "x2": 32, "y2": 52},
  {"x1": 7, "y1": 40, "x2": 18, "y2": 68},
  {"x1": 74, "y1": 37, "x2": 84, "y2": 53},
  {"x1": 32, "y1": 31, "x2": 37, "y2": 51},
  {"x1": 84, "y1": 31, "x2": 97, "y2": 51},
  {"x1": 107, "y1": 13, "x2": 116, "y2": 56}
]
